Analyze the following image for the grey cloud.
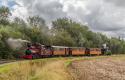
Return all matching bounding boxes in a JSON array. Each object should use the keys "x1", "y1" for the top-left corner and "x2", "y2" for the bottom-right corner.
[
  {"x1": 105, "y1": 0, "x2": 125, "y2": 7},
  {"x1": 66, "y1": 0, "x2": 125, "y2": 38},
  {"x1": 12, "y1": 0, "x2": 125, "y2": 38},
  {"x1": 16, "y1": 0, "x2": 67, "y2": 23},
  {"x1": 83, "y1": 0, "x2": 125, "y2": 33},
  {"x1": 34, "y1": 1, "x2": 66, "y2": 21}
]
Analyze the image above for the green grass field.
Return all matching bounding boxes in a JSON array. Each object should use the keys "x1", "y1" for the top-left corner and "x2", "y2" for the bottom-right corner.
[{"x1": 0, "y1": 55, "x2": 125, "y2": 80}]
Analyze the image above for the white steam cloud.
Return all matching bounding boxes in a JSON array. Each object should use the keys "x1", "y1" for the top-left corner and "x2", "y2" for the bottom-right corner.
[{"x1": 6, "y1": 38, "x2": 30, "y2": 50}]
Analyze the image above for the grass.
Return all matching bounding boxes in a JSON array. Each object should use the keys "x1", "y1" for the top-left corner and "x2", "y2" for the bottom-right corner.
[
  {"x1": 0, "y1": 58, "x2": 73, "y2": 80},
  {"x1": 1, "y1": 55, "x2": 125, "y2": 80}
]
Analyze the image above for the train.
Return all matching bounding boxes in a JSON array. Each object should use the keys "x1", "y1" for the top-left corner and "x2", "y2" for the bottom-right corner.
[{"x1": 20, "y1": 43, "x2": 105, "y2": 59}]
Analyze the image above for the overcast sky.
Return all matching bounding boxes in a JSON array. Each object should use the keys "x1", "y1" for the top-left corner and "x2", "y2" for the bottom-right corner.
[{"x1": 0, "y1": 0, "x2": 125, "y2": 38}]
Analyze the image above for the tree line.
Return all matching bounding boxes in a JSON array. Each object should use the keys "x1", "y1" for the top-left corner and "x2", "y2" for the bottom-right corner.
[{"x1": 0, "y1": 6, "x2": 125, "y2": 59}]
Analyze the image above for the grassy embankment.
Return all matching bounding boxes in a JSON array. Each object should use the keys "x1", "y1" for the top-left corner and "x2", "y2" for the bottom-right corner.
[
  {"x1": 0, "y1": 55, "x2": 125, "y2": 80},
  {"x1": 0, "y1": 58, "x2": 75, "y2": 80}
]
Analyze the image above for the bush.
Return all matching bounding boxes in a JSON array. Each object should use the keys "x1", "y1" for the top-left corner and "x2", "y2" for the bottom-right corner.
[{"x1": 105, "y1": 50, "x2": 112, "y2": 55}]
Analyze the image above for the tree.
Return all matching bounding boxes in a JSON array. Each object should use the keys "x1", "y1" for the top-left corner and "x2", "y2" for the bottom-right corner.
[
  {"x1": 13, "y1": 17, "x2": 26, "y2": 26},
  {"x1": 28, "y1": 16, "x2": 45, "y2": 28},
  {"x1": 52, "y1": 18, "x2": 70, "y2": 30},
  {"x1": 52, "y1": 18, "x2": 89, "y2": 47},
  {"x1": 52, "y1": 30, "x2": 75, "y2": 46},
  {"x1": 27, "y1": 16, "x2": 50, "y2": 45},
  {"x1": 0, "y1": 6, "x2": 11, "y2": 25}
]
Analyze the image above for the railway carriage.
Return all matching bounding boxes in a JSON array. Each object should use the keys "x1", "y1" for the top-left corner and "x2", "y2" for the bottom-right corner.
[
  {"x1": 52, "y1": 46, "x2": 69, "y2": 56},
  {"x1": 89, "y1": 48, "x2": 102, "y2": 55},
  {"x1": 70, "y1": 47, "x2": 86, "y2": 56}
]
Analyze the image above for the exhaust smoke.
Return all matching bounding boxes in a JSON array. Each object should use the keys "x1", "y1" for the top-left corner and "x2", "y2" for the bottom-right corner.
[{"x1": 6, "y1": 38, "x2": 30, "y2": 50}]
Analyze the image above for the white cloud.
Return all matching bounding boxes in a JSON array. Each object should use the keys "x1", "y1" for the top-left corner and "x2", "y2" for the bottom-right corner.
[
  {"x1": 1, "y1": 0, "x2": 125, "y2": 38},
  {"x1": 11, "y1": 5, "x2": 28, "y2": 21}
]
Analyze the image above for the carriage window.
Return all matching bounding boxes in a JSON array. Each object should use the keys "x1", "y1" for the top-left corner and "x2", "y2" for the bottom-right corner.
[
  {"x1": 90, "y1": 49, "x2": 94, "y2": 51},
  {"x1": 71, "y1": 48, "x2": 84, "y2": 51},
  {"x1": 54, "y1": 48, "x2": 59, "y2": 50},
  {"x1": 95, "y1": 49, "x2": 100, "y2": 51},
  {"x1": 79, "y1": 48, "x2": 83, "y2": 51},
  {"x1": 72, "y1": 48, "x2": 77, "y2": 50},
  {"x1": 54, "y1": 48, "x2": 64, "y2": 51},
  {"x1": 59, "y1": 48, "x2": 64, "y2": 51}
]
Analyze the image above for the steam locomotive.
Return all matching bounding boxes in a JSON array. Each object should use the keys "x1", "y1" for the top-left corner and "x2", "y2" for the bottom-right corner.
[{"x1": 21, "y1": 43, "x2": 104, "y2": 59}]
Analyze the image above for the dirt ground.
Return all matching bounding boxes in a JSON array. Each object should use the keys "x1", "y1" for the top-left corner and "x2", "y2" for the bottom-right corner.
[{"x1": 70, "y1": 58, "x2": 125, "y2": 80}]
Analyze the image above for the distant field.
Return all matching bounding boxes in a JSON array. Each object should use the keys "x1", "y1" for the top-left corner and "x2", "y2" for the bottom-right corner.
[{"x1": 0, "y1": 55, "x2": 125, "y2": 80}]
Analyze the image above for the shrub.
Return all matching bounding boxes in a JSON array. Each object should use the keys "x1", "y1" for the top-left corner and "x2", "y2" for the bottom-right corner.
[{"x1": 105, "y1": 50, "x2": 112, "y2": 55}]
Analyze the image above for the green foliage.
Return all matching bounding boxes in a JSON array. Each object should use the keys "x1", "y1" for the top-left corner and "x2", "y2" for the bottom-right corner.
[
  {"x1": 105, "y1": 50, "x2": 112, "y2": 55},
  {"x1": 0, "y1": 6, "x2": 10, "y2": 25},
  {"x1": 0, "y1": 39, "x2": 12, "y2": 59},
  {"x1": 52, "y1": 18, "x2": 89, "y2": 47},
  {"x1": 28, "y1": 16, "x2": 45, "y2": 28},
  {"x1": 52, "y1": 30, "x2": 75, "y2": 46}
]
